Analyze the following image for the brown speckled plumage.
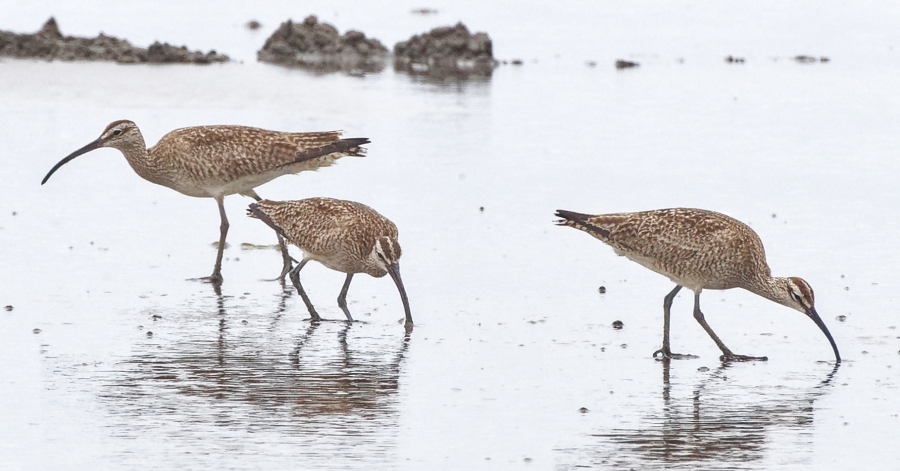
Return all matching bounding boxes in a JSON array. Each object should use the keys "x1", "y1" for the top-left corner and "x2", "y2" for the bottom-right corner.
[
  {"x1": 249, "y1": 198, "x2": 413, "y2": 327},
  {"x1": 42, "y1": 120, "x2": 368, "y2": 283},
  {"x1": 555, "y1": 208, "x2": 840, "y2": 363}
]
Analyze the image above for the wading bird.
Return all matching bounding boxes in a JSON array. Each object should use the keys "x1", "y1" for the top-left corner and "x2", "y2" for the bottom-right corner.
[
  {"x1": 248, "y1": 197, "x2": 413, "y2": 327},
  {"x1": 42, "y1": 120, "x2": 368, "y2": 284},
  {"x1": 555, "y1": 207, "x2": 840, "y2": 363}
]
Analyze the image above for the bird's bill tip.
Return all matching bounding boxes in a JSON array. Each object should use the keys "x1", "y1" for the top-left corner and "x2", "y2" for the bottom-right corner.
[
  {"x1": 807, "y1": 307, "x2": 841, "y2": 363},
  {"x1": 386, "y1": 262, "x2": 413, "y2": 326},
  {"x1": 41, "y1": 138, "x2": 103, "y2": 185}
]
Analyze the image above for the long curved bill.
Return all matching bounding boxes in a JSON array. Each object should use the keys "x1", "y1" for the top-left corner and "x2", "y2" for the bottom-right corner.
[
  {"x1": 386, "y1": 262, "x2": 413, "y2": 327},
  {"x1": 41, "y1": 138, "x2": 103, "y2": 185},
  {"x1": 808, "y1": 307, "x2": 841, "y2": 363}
]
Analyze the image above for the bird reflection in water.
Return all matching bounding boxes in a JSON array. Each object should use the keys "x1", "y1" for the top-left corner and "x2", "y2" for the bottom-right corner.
[
  {"x1": 101, "y1": 286, "x2": 412, "y2": 457},
  {"x1": 570, "y1": 361, "x2": 840, "y2": 469}
]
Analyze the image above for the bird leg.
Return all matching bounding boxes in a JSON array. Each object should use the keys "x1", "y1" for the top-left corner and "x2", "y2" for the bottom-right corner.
[
  {"x1": 288, "y1": 259, "x2": 321, "y2": 322},
  {"x1": 692, "y1": 293, "x2": 767, "y2": 362},
  {"x1": 653, "y1": 285, "x2": 699, "y2": 360},
  {"x1": 276, "y1": 234, "x2": 295, "y2": 281},
  {"x1": 336, "y1": 273, "x2": 355, "y2": 322},
  {"x1": 193, "y1": 196, "x2": 228, "y2": 285}
]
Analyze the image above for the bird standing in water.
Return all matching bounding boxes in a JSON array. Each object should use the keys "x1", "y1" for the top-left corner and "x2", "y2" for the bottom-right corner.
[
  {"x1": 555, "y1": 207, "x2": 840, "y2": 363},
  {"x1": 248, "y1": 197, "x2": 413, "y2": 327},
  {"x1": 42, "y1": 120, "x2": 368, "y2": 284}
]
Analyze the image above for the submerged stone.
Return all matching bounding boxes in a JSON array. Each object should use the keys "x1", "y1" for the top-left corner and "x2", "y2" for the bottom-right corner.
[
  {"x1": 257, "y1": 15, "x2": 388, "y2": 74},
  {"x1": 393, "y1": 22, "x2": 497, "y2": 79},
  {"x1": 0, "y1": 17, "x2": 229, "y2": 64}
]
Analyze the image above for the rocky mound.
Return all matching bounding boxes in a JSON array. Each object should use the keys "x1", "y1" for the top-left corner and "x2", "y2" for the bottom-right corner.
[
  {"x1": 257, "y1": 16, "x2": 388, "y2": 74},
  {"x1": 393, "y1": 22, "x2": 496, "y2": 78},
  {"x1": 0, "y1": 18, "x2": 229, "y2": 64}
]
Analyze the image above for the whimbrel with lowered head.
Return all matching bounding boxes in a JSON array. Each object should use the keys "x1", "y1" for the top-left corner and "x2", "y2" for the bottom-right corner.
[
  {"x1": 555, "y1": 207, "x2": 840, "y2": 363},
  {"x1": 42, "y1": 120, "x2": 368, "y2": 284},
  {"x1": 248, "y1": 197, "x2": 413, "y2": 327}
]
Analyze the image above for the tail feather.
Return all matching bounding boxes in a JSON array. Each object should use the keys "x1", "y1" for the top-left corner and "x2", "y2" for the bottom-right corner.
[
  {"x1": 555, "y1": 209, "x2": 611, "y2": 239},
  {"x1": 281, "y1": 137, "x2": 369, "y2": 169},
  {"x1": 248, "y1": 201, "x2": 287, "y2": 238}
]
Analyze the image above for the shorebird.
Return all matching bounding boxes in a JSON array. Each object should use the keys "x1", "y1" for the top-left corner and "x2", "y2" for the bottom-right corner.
[
  {"x1": 41, "y1": 120, "x2": 368, "y2": 284},
  {"x1": 555, "y1": 208, "x2": 840, "y2": 363},
  {"x1": 248, "y1": 197, "x2": 413, "y2": 327}
]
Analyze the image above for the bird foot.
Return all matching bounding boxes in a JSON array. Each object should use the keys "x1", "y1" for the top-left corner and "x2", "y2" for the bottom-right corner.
[
  {"x1": 653, "y1": 348, "x2": 699, "y2": 360},
  {"x1": 720, "y1": 353, "x2": 768, "y2": 362},
  {"x1": 189, "y1": 274, "x2": 223, "y2": 285}
]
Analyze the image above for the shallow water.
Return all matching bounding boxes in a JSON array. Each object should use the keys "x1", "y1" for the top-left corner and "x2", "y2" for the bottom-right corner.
[{"x1": 2, "y1": 1, "x2": 900, "y2": 470}]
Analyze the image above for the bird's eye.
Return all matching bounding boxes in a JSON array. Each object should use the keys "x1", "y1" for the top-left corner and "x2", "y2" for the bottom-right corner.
[
  {"x1": 112, "y1": 129, "x2": 123, "y2": 136},
  {"x1": 788, "y1": 290, "x2": 801, "y2": 303}
]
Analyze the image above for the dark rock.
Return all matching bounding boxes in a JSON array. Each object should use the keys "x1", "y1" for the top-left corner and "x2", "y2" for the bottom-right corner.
[
  {"x1": 393, "y1": 22, "x2": 497, "y2": 79},
  {"x1": 615, "y1": 59, "x2": 639, "y2": 69},
  {"x1": 257, "y1": 15, "x2": 388, "y2": 74},
  {"x1": 725, "y1": 55, "x2": 745, "y2": 63},
  {"x1": 246, "y1": 20, "x2": 262, "y2": 30},
  {"x1": 794, "y1": 55, "x2": 818, "y2": 63},
  {"x1": 3, "y1": 305, "x2": 12, "y2": 311},
  {"x1": 511, "y1": 58, "x2": 523, "y2": 65},
  {"x1": 598, "y1": 286, "x2": 606, "y2": 294},
  {"x1": 612, "y1": 320, "x2": 624, "y2": 330},
  {"x1": 579, "y1": 407, "x2": 589, "y2": 413},
  {"x1": 0, "y1": 17, "x2": 229, "y2": 64}
]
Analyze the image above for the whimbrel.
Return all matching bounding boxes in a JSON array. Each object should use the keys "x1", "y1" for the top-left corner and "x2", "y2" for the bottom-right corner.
[
  {"x1": 248, "y1": 197, "x2": 413, "y2": 327},
  {"x1": 555, "y1": 208, "x2": 840, "y2": 363},
  {"x1": 41, "y1": 120, "x2": 368, "y2": 284}
]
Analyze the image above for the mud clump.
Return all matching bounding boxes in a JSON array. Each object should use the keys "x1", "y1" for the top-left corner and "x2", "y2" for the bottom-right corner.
[
  {"x1": 0, "y1": 18, "x2": 229, "y2": 64},
  {"x1": 393, "y1": 22, "x2": 497, "y2": 79},
  {"x1": 257, "y1": 16, "x2": 388, "y2": 74},
  {"x1": 794, "y1": 55, "x2": 829, "y2": 63}
]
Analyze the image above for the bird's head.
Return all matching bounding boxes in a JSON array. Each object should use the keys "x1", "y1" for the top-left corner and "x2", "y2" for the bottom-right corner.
[
  {"x1": 42, "y1": 120, "x2": 145, "y2": 185},
  {"x1": 368, "y1": 236, "x2": 402, "y2": 277},
  {"x1": 775, "y1": 276, "x2": 841, "y2": 363}
]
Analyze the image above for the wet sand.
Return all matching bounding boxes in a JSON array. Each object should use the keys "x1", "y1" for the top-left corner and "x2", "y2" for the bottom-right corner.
[{"x1": 2, "y1": 1, "x2": 900, "y2": 470}]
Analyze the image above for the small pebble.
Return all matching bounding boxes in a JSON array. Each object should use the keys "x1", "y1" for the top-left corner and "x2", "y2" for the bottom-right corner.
[
  {"x1": 598, "y1": 286, "x2": 607, "y2": 294},
  {"x1": 479, "y1": 206, "x2": 484, "y2": 212},
  {"x1": 612, "y1": 320, "x2": 623, "y2": 330},
  {"x1": 836, "y1": 315, "x2": 847, "y2": 322},
  {"x1": 4, "y1": 305, "x2": 12, "y2": 311},
  {"x1": 151, "y1": 314, "x2": 162, "y2": 321},
  {"x1": 511, "y1": 59, "x2": 523, "y2": 65},
  {"x1": 619, "y1": 343, "x2": 627, "y2": 349},
  {"x1": 578, "y1": 407, "x2": 589, "y2": 413},
  {"x1": 33, "y1": 328, "x2": 41, "y2": 334},
  {"x1": 146, "y1": 331, "x2": 153, "y2": 337},
  {"x1": 615, "y1": 59, "x2": 639, "y2": 69},
  {"x1": 698, "y1": 366, "x2": 709, "y2": 372},
  {"x1": 246, "y1": 20, "x2": 261, "y2": 30}
]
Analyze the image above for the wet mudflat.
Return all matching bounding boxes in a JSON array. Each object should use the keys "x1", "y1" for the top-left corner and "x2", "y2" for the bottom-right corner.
[{"x1": 2, "y1": 1, "x2": 900, "y2": 470}]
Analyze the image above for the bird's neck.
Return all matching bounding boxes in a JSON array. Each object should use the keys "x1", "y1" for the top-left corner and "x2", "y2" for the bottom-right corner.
[
  {"x1": 118, "y1": 136, "x2": 170, "y2": 186},
  {"x1": 746, "y1": 276, "x2": 792, "y2": 309}
]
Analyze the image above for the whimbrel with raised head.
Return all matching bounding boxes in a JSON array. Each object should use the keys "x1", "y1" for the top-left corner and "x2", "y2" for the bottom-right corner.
[
  {"x1": 42, "y1": 120, "x2": 368, "y2": 284},
  {"x1": 555, "y1": 207, "x2": 840, "y2": 363},
  {"x1": 248, "y1": 197, "x2": 413, "y2": 327}
]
